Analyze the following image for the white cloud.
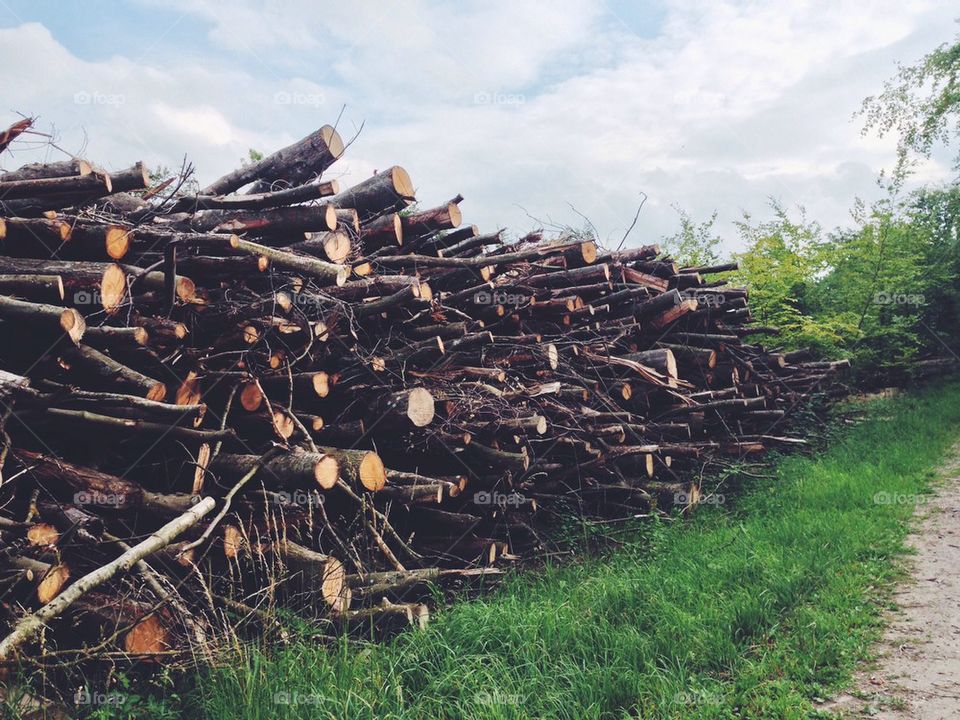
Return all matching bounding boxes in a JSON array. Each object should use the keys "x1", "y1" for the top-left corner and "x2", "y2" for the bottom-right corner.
[
  {"x1": 1, "y1": 1, "x2": 956, "y2": 253},
  {"x1": 150, "y1": 103, "x2": 236, "y2": 146}
]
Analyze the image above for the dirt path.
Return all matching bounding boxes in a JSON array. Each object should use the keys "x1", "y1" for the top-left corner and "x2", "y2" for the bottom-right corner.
[{"x1": 820, "y1": 448, "x2": 960, "y2": 719}]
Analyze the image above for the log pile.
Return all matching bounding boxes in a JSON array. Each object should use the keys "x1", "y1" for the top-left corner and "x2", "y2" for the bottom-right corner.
[{"x1": 0, "y1": 118, "x2": 843, "y2": 665}]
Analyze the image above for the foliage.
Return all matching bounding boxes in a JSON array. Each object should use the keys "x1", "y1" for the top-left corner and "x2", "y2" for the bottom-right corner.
[
  {"x1": 729, "y1": 203, "x2": 852, "y2": 357},
  {"x1": 905, "y1": 184, "x2": 960, "y2": 345},
  {"x1": 147, "y1": 164, "x2": 171, "y2": 185},
  {"x1": 680, "y1": 186, "x2": 960, "y2": 378},
  {"x1": 810, "y1": 193, "x2": 954, "y2": 371},
  {"x1": 660, "y1": 207, "x2": 723, "y2": 267},
  {"x1": 148, "y1": 163, "x2": 199, "y2": 194},
  {"x1": 860, "y1": 31, "x2": 960, "y2": 183}
]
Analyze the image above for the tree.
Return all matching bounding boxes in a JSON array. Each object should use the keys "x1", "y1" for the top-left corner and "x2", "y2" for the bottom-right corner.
[
  {"x1": 860, "y1": 31, "x2": 960, "y2": 183},
  {"x1": 810, "y1": 198, "x2": 929, "y2": 369},
  {"x1": 660, "y1": 208, "x2": 724, "y2": 267},
  {"x1": 903, "y1": 184, "x2": 960, "y2": 353},
  {"x1": 730, "y1": 202, "x2": 852, "y2": 356}
]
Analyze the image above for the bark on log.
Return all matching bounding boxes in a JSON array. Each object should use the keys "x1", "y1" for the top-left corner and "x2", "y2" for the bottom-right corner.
[
  {"x1": 0, "y1": 296, "x2": 85, "y2": 344},
  {"x1": 0, "y1": 172, "x2": 112, "y2": 201},
  {"x1": 201, "y1": 125, "x2": 344, "y2": 195},
  {"x1": 0, "y1": 496, "x2": 214, "y2": 662},
  {"x1": 329, "y1": 166, "x2": 415, "y2": 220},
  {"x1": 209, "y1": 450, "x2": 340, "y2": 491}
]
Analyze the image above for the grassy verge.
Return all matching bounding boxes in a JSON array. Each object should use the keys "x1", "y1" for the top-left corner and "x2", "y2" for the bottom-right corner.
[{"x1": 62, "y1": 381, "x2": 960, "y2": 718}]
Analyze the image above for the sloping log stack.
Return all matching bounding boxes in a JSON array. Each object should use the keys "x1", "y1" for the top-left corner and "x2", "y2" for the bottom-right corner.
[{"x1": 0, "y1": 119, "x2": 843, "y2": 665}]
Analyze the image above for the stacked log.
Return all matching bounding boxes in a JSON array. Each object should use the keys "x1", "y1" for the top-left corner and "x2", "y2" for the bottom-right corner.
[{"x1": 0, "y1": 119, "x2": 843, "y2": 665}]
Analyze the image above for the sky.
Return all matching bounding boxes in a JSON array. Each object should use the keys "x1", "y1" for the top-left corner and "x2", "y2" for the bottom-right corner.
[{"x1": 0, "y1": 0, "x2": 956, "y2": 252}]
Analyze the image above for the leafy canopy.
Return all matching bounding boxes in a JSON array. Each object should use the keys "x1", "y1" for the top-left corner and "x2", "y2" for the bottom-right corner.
[{"x1": 860, "y1": 31, "x2": 960, "y2": 182}]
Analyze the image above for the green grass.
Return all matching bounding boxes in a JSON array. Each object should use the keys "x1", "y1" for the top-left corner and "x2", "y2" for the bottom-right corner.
[{"x1": 41, "y1": 381, "x2": 960, "y2": 718}]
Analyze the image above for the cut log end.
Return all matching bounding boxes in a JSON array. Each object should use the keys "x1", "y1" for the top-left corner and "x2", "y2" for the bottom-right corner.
[
  {"x1": 275, "y1": 291, "x2": 292, "y2": 313},
  {"x1": 581, "y1": 241, "x2": 598, "y2": 264},
  {"x1": 545, "y1": 343, "x2": 559, "y2": 370},
  {"x1": 313, "y1": 320, "x2": 329, "y2": 343},
  {"x1": 322, "y1": 231, "x2": 352, "y2": 263},
  {"x1": 359, "y1": 451, "x2": 387, "y2": 492},
  {"x1": 447, "y1": 202, "x2": 463, "y2": 228},
  {"x1": 315, "y1": 455, "x2": 340, "y2": 490},
  {"x1": 131, "y1": 327, "x2": 149, "y2": 346},
  {"x1": 239, "y1": 381, "x2": 263, "y2": 412},
  {"x1": 321, "y1": 124, "x2": 345, "y2": 160},
  {"x1": 124, "y1": 613, "x2": 170, "y2": 655},
  {"x1": 391, "y1": 166, "x2": 414, "y2": 198},
  {"x1": 391, "y1": 214, "x2": 403, "y2": 245},
  {"x1": 146, "y1": 382, "x2": 168, "y2": 402},
  {"x1": 664, "y1": 349, "x2": 678, "y2": 380},
  {"x1": 412, "y1": 603, "x2": 430, "y2": 629},
  {"x1": 312, "y1": 372, "x2": 330, "y2": 397},
  {"x1": 324, "y1": 204, "x2": 338, "y2": 232},
  {"x1": 406, "y1": 387, "x2": 436, "y2": 427},
  {"x1": 105, "y1": 227, "x2": 131, "y2": 260},
  {"x1": 223, "y1": 525, "x2": 243, "y2": 559},
  {"x1": 272, "y1": 411, "x2": 295, "y2": 440},
  {"x1": 176, "y1": 277, "x2": 197, "y2": 303},
  {"x1": 322, "y1": 556, "x2": 350, "y2": 612},
  {"x1": 27, "y1": 523, "x2": 59, "y2": 547},
  {"x1": 175, "y1": 372, "x2": 201, "y2": 406},
  {"x1": 59, "y1": 308, "x2": 86, "y2": 344},
  {"x1": 100, "y1": 264, "x2": 127, "y2": 314},
  {"x1": 37, "y1": 563, "x2": 70, "y2": 604}
]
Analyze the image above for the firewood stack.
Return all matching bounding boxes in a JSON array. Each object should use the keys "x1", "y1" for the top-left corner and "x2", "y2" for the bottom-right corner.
[{"x1": 0, "y1": 119, "x2": 843, "y2": 663}]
